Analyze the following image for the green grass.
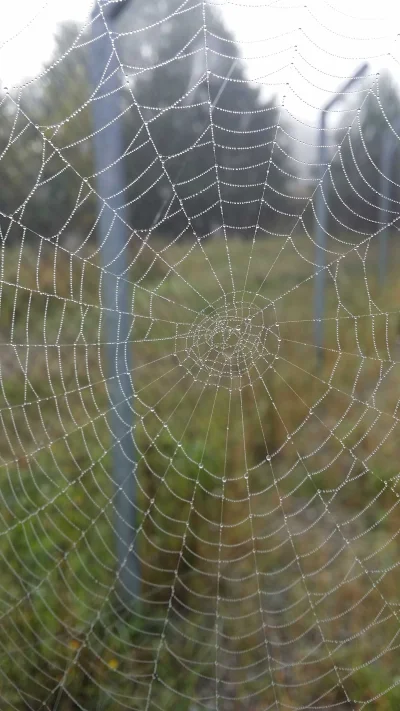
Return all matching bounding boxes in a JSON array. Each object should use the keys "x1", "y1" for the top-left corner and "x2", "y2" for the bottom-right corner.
[{"x1": 1, "y1": 233, "x2": 400, "y2": 709}]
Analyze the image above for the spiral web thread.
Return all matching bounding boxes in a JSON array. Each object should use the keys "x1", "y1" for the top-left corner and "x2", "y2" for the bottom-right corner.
[{"x1": 1, "y1": 0, "x2": 400, "y2": 709}]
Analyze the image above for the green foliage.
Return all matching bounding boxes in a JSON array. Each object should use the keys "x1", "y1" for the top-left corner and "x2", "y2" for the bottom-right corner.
[{"x1": 1, "y1": 236, "x2": 400, "y2": 708}]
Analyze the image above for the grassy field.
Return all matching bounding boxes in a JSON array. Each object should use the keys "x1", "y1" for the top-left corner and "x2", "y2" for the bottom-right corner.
[{"x1": 1, "y1": 231, "x2": 400, "y2": 710}]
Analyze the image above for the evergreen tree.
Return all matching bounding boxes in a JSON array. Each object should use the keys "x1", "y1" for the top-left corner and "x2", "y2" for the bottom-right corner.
[
  {"x1": 0, "y1": 1, "x2": 294, "y2": 244},
  {"x1": 117, "y1": 0, "x2": 290, "y2": 236}
]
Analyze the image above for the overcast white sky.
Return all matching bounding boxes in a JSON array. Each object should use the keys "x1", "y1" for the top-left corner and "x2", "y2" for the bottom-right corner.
[{"x1": 0, "y1": 0, "x2": 398, "y2": 126}]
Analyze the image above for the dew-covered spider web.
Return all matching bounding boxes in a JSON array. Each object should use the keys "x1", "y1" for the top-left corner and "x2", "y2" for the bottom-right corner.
[{"x1": 2, "y1": 0, "x2": 400, "y2": 709}]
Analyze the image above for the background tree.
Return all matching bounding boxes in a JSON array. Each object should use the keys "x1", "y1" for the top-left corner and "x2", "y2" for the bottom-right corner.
[
  {"x1": 0, "y1": 1, "x2": 296, "y2": 246},
  {"x1": 114, "y1": 0, "x2": 294, "y2": 236},
  {"x1": 0, "y1": 22, "x2": 96, "y2": 247}
]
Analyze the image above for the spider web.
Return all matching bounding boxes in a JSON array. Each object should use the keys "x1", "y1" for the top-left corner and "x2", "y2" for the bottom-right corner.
[{"x1": 1, "y1": 1, "x2": 400, "y2": 709}]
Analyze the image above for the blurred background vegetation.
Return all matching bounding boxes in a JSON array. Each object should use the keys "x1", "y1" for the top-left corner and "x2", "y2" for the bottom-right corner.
[{"x1": 1, "y1": 1, "x2": 400, "y2": 710}]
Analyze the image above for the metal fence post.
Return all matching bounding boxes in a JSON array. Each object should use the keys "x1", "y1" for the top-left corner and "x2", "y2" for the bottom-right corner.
[
  {"x1": 314, "y1": 63, "x2": 369, "y2": 369},
  {"x1": 379, "y1": 133, "x2": 392, "y2": 290},
  {"x1": 88, "y1": 0, "x2": 139, "y2": 605},
  {"x1": 378, "y1": 117, "x2": 400, "y2": 289},
  {"x1": 314, "y1": 109, "x2": 329, "y2": 372}
]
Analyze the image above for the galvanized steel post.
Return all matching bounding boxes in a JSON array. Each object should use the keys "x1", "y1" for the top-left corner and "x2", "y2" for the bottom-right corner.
[
  {"x1": 378, "y1": 117, "x2": 400, "y2": 289},
  {"x1": 89, "y1": 0, "x2": 139, "y2": 605},
  {"x1": 314, "y1": 63, "x2": 369, "y2": 369}
]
